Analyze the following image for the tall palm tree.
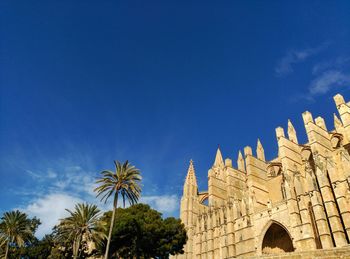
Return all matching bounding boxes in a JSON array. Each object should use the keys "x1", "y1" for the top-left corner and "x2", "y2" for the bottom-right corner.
[
  {"x1": 56, "y1": 203, "x2": 106, "y2": 259},
  {"x1": 94, "y1": 160, "x2": 142, "y2": 259},
  {"x1": 0, "y1": 210, "x2": 36, "y2": 259}
]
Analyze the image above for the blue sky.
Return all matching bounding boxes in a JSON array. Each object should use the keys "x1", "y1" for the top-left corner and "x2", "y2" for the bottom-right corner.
[{"x1": 1, "y1": 1, "x2": 350, "y2": 237}]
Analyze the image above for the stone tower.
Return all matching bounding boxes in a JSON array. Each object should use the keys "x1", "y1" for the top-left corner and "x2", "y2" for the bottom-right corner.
[
  {"x1": 180, "y1": 160, "x2": 199, "y2": 258},
  {"x1": 173, "y1": 93, "x2": 350, "y2": 258}
]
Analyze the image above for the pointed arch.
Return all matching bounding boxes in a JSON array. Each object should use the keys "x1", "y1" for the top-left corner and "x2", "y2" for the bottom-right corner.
[{"x1": 260, "y1": 220, "x2": 294, "y2": 255}]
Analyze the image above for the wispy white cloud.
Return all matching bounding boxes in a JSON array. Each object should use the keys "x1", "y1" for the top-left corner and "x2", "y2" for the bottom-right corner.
[
  {"x1": 291, "y1": 69, "x2": 350, "y2": 102},
  {"x1": 27, "y1": 168, "x2": 57, "y2": 180},
  {"x1": 312, "y1": 57, "x2": 350, "y2": 75},
  {"x1": 26, "y1": 170, "x2": 41, "y2": 179},
  {"x1": 18, "y1": 164, "x2": 101, "y2": 238},
  {"x1": 21, "y1": 193, "x2": 82, "y2": 238},
  {"x1": 47, "y1": 168, "x2": 58, "y2": 179},
  {"x1": 275, "y1": 43, "x2": 329, "y2": 76},
  {"x1": 19, "y1": 163, "x2": 179, "y2": 237},
  {"x1": 20, "y1": 191, "x2": 179, "y2": 238},
  {"x1": 140, "y1": 195, "x2": 178, "y2": 216},
  {"x1": 277, "y1": 46, "x2": 350, "y2": 101},
  {"x1": 25, "y1": 164, "x2": 97, "y2": 197},
  {"x1": 309, "y1": 70, "x2": 350, "y2": 95}
]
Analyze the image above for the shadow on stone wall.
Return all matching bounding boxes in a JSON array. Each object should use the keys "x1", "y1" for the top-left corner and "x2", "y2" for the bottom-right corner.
[{"x1": 262, "y1": 223, "x2": 294, "y2": 254}]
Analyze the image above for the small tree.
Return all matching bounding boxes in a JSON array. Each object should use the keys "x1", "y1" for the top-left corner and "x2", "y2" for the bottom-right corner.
[{"x1": 94, "y1": 160, "x2": 142, "y2": 259}]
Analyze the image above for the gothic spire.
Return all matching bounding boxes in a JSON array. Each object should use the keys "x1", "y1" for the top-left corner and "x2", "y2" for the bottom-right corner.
[
  {"x1": 288, "y1": 119, "x2": 298, "y2": 144},
  {"x1": 237, "y1": 150, "x2": 245, "y2": 171},
  {"x1": 185, "y1": 159, "x2": 198, "y2": 186},
  {"x1": 256, "y1": 139, "x2": 265, "y2": 161},
  {"x1": 213, "y1": 146, "x2": 224, "y2": 167}
]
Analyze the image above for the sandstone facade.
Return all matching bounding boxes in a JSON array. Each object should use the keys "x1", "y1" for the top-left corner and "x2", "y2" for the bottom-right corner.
[{"x1": 174, "y1": 93, "x2": 350, "y2": 258}]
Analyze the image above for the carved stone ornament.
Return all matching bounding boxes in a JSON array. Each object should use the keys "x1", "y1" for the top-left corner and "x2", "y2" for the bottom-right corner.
[
  {"x1": 304, "y1": 160, "x2": 314, "y2": 175},
  {"x1": 267, "y1": 162, "x2": 282, "y2": 177},
  {"x1": 313, "y1": 152, "x2": 326, "y2": 173}
]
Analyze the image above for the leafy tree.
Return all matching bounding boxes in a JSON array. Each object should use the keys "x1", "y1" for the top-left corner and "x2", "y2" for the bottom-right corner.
[
  {"x1": 55, "y1": 203, "x2": 106, "y2": 259},
  {"x1": 100, "y1": 204, "x2": 187, "y2": 259},
  {"x1": 8, "y1": 234, "x2": 54, "y2": 259},
  {"x1": 0, "y1": 210, "x2": 40, "y2": 259},
  {"x1": 25, "y1": 234, "x2": 54, "y2": 259},
  {"x1": 45, "y1": 225, "x2": 73, "y2": 259},
  {"x1": 94, "y1": 160, "x2": 142, "y2": 259},
  {"x1": 157, "y1": 217, "x2": 188, "y2": 257}
]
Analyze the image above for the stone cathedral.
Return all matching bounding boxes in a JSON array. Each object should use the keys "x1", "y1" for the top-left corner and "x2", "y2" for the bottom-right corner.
[{"x1": 174, "y1": 94, "x2": 350, "y2": 258}]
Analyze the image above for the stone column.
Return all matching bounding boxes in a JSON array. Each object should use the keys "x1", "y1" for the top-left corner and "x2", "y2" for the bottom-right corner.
[
  {"x1": 333, "y1": 181, "x2": 350, "y2": 240},
  {"x1": 200, "y1": 214, "x2": 208, "y2": 259},
  {"x1": 330, "y1": 150, "x2": 350, "y2": 241},
  {"x1": 226, "y1": 202, "x2": 236, "y2": 257},
  {"x1": 284, "y1": 175, "x2": 303, "y2": 250},
  {"x1": 194, "y1": 217, "x2": 201, "y2": 259},
  {"x1": 314, "y1": 156, "x2": 347, "y2": 247},
  {"x1": 297, "y1": 193, "x2": 317, "y2": 249},
  {"x1": 310, "y1": 190, "x2": 334, "y2": 248},
  {"x1": 207, "y1": 209, "x2": 214, "y2": 259},
  {"x1": 305, "y1": 160, "x2": 333, "y2": 248}
]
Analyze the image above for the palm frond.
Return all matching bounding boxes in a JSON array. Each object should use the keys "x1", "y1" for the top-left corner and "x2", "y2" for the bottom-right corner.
[{"x1": 56, "y1": 203, "x2": 106, "y2": 257}]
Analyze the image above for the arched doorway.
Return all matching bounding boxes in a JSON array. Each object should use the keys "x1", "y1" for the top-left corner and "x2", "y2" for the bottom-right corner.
[{"x1": 262, "y1": 223, "x2": 294, "y2": 254}]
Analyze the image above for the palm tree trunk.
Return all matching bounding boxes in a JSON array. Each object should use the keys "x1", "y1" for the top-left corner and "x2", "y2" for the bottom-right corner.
[
  {"x1": 4, "y1": 240, "x2": 9, "y2": 259},
  {"x1": 104, "y1": 194, "x2": 118, "y2": 259},
  {"x1": 76, "y1": 236, "x2": 82, "y2": 259},
  {"x1": 73, "y1": 238, "x2": 78, "y2": 259}
]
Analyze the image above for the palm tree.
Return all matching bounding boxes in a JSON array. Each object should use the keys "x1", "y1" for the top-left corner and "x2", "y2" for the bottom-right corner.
[
  {"x1": 94, "y1": 160, "x2": 142, "y2": 259},
  {"x1": 0, "y1": 210, "x2": 37, "y2": 259},
  {"x1": 56, "y1": 203, "x2": 106, "y2": 259}
]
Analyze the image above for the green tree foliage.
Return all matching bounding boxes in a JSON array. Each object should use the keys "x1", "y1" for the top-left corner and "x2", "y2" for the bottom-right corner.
[
  {"x1": 8, "y1": 234, "x2": 54, "y2": 259},
  {"x1": 55, "y1": 203, "x2": 106, "y2": 259},
  {"x1": 0, "y1": 210, "x2": 40, "y2": 259},
  {"x1": 94, "y1": 160, "x2": 142, "y2": 259},
  {"x1": 100, "y1": 204, "x2": 187, "y2": 259}
]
